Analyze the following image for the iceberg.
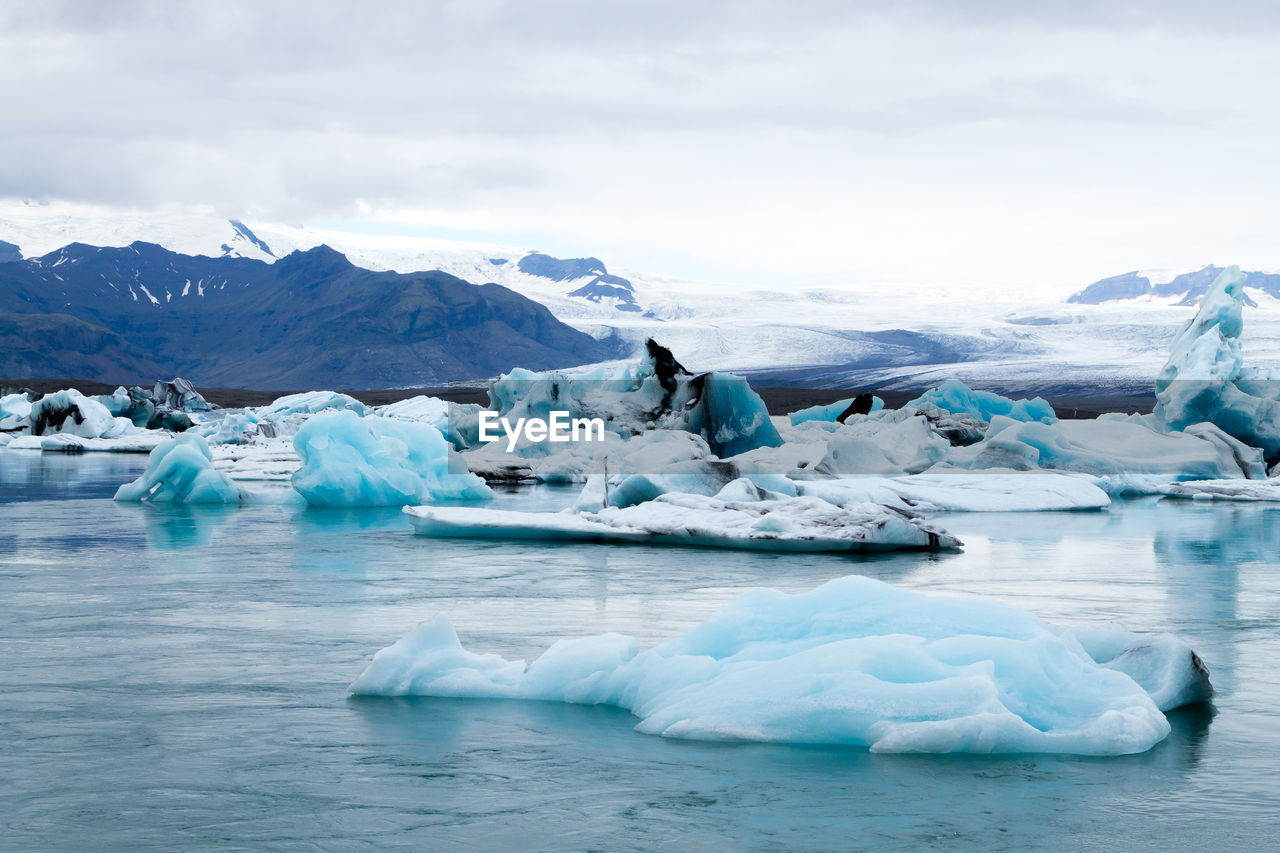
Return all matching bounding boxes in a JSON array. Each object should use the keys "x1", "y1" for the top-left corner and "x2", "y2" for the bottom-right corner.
[
  {"x1": 487, "y1": 339, "x2": 781, "y2": 458},
  {"x1": 150, "y1": 377, "x2": 214, "y2": 412},
  {"x1": 405, "y1": 478, "x2": 958, "y2": 552},
  {"x1": 787, "y1": 394, "x2": 883, "y2": 425},
  {"x1": 462, "y1": 428, "x2": 713, "y2": 484},
  {"x1": 29, "y1": 389, "x2": 122, "y2": 438},
  {"x1": 257, "y1": 390, "x2": 369, "y2": 421},
  {"x1": 376, "y1": 394, "x2": 475, "y2": 452},
  {"x1": 795, "y1": 471, "x2": 1110, "y2": 512},
  {"x1": 1, "y1": 391, "x2": 34, "y2": 429},
  {"x1": 196, "y1": 411, "x2": 261, "y2": 445},
  {"x1": 578, "y1": 460, "x2": 1107, "y2": 513},
  {"x1": 806, "y1": 414, "x2": 951, "y2": 477},
  {"x1": 113, "y1": 434, "x2": 245, "y2": 503},
  {"x1": 1157, "y1": 477, "x2": 1280, "y2": 501},
  {"x1": 291, "y1": 410, "x2": 492, "y2": 507},
  {"x1": 39, "y1": 432, "x2": 170, "y2": 454},
  {"x1": 908, "y1": 380, "x2": 1057, "y2": 424},
  {"x1": 943, "y1": 414, "x2": 1263, "y2": 484},
  {"x1": 1154, "y1": 265, "x2": 1280, "y2": 457},
  {"x1": 351, "y1": 575, "x2": 1208, "y2": 755}
]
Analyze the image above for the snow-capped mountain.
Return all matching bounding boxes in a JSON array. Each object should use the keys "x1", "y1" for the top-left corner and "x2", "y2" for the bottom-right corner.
[
  {"x1": 0, "y1": 236, "x2": 609, "y2": 388},
  {"x1": 1068, "y1": 266, "x2": 1280, "y2": 307},
  {"x1": 5, "y1": 199, "x2": 1280, "y2": 393}
]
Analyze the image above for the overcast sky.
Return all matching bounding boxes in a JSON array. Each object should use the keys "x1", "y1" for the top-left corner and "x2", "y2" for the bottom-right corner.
[{"x1": 2, "y1": 0, "x2": 1278, "y2": 292}]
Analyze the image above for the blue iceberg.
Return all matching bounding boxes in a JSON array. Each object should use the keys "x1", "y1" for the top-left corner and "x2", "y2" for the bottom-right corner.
[
  {"x1": 292, "y1": 410, "x2": 492, "y2": 507},
  {"x1": 113, "y1": 434, "x2": 245, "y2": 504},
  {"x1": 1154, "y1": 265, "x2": 1280, "y2": 457},
  {"x1": 486, "y1": 339, "x2": 781, "y2": 458},
  {"x1": 788, "y1": 395, "x2": 884, "y2": 425},
  {"x1": 908, "y1": 380, "x2": 1056, "y2": 424},
  {"x1": 351, "y1": 575, "x2": 1208, "y2": 755}
]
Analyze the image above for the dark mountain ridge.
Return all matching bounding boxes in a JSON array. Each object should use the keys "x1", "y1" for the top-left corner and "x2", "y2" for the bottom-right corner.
[{"x1": 0, "y1": 241, "x2": 611, "y2": 388}]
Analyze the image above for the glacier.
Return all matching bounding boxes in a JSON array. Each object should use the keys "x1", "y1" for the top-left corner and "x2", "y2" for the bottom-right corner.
[
  {"x1": 291, "y1": 410, "x2": 492, "y2": 507},
  {"x1": 350, "y1": 575, "x2": 1209, "y2": 755}
]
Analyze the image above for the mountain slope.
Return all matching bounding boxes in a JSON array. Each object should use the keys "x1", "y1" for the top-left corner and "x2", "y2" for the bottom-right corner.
[
  {"x1": 7, "y1": 200, "x2": 1280, "y2": 393},
  {"x1": 0, "y1": 242, "x2": 610, "y2": 388}
]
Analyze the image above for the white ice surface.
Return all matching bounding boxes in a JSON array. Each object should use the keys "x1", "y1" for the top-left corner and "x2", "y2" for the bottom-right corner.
[{"x1": 405, "y1": 479, "x2": 958, "y2": 552}]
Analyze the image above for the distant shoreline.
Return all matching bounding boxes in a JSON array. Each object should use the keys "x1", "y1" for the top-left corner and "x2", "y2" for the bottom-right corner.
[{"x1": 1, "y1": 378, "x2": 1155, "y2": 420}]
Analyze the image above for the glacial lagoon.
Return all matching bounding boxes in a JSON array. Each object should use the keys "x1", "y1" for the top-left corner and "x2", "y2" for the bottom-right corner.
[{"x1": 2, "y1": 451, "x2": 1278, "y2": 850}]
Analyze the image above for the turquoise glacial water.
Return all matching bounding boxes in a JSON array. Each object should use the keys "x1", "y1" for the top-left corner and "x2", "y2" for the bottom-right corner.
[{"x1": 1, "y1": 450, "x2": 1278, "y2": 850}]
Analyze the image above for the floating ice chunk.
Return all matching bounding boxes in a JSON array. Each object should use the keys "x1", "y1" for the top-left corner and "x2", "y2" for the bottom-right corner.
[
  {"x1": 151, "y1": 377, "x2": 214, "y2": 412},
  {"x1": 196, "y1": 411, "x2": 261, "y2": 445},
  {"x1": 28, "y1": 389, "x2": 118, "y2": 438},
  {"x1": 376, "y1": 395, "x2": 449, "y2": 425},
  {"x1": 257, "y1": 391, "x2": 368, "y2": 421},
  {"x1": 405, "y1": 484, "x2": 958, "y2": 552},
  {"x1": 39, "y1": 432, "x2": 170, "y2": 454},
  {"x1": 795, "y1": 471, "x2": 1110, "y2": 512},
  {"x1": 292, "y1": 410, "x2": 492, "y2": 506},
  {"x1": 1, "y1": 392, "x2": 34, "y2": 425},
  {"x1": 1154, "y1": 265, "x2": 1280, "y2": 456},
  {"x1": 944, "y1": 415, "x2": 1262, "y2": 482},
  {"x1": 787, "y1": 395, "x2": 884, "y2": 425},
  {"x1": 808, "y1": 415, "x2": 950, "y2": 476},
  {"x1": 597, "y1": 460, "x2": 797, "y2": 510},
  {"x1": 681, "y1": 371, "x2": 782, "y2": 457},
  {"x1": 352, "y1": 575, "x2": 1206, "y2": 755},
  {"x1": 1157, "y1": 477, "x2": 1280, "y2": 501},
  {"x1": 909, "y1": 380, "x2": 1057, "y2": 424},
  {"x1": 113, "y1": 434, "x2": 245, "y2": 503}
]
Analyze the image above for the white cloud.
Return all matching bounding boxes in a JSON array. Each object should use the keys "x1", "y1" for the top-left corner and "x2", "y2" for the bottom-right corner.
[{"x1": 2, "y1": 0, "x2": 1278, "y2": 293}]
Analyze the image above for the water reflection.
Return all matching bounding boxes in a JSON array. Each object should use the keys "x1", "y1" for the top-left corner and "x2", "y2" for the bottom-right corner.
[{"x1": 3, "y1": 453, "x2": 1278, "y2": 849}]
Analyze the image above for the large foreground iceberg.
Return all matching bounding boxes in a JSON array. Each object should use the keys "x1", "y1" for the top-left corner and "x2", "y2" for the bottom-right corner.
[
  {"x1": 406, "y1": 478, "x2": 958, "y2": 552},
  {"x1": 292, "y1": 410, "x2": 492, "y2": 506},
  {"x1": 351, "y1": 575, "x2": 1210, "y2": 755}
]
